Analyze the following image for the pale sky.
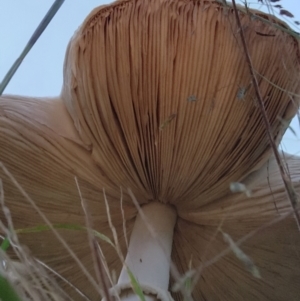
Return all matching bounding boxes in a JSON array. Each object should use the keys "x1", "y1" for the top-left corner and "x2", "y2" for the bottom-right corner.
[{"x1": 0, "y1": 0, "x2": 299, "y2": 154}]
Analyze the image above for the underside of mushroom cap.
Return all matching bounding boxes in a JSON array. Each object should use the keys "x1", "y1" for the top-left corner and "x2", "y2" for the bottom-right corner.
[
  {"x1": 1, "y1": 1, "x2": 300, "y2": 300},
  {"x1": 0, "y1": 95, "x2": 137, "y2": 299},
  {"x1": 62, "y1": 0, "x2": 300, "y2": 212},
  {"x1": 1, "y1": 100, "x2": 299, "y2": 300}
]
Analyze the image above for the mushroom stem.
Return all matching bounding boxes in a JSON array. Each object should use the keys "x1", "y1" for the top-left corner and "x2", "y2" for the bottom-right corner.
[{"x1": 117, "y1": 202, "x2": 177, "y2": 300}]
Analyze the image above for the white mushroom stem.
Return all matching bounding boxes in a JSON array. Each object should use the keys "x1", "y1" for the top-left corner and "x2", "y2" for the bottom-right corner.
[{"x1": 117, "y1": 202, "x2": 177, "y2": 301}]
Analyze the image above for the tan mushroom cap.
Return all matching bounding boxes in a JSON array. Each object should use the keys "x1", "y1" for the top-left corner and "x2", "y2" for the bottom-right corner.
[
  {"x1": 172, "y1": 154, "x2": 300, "y2": 300},
  {"x1": 0, "y1": 0, "x2": 300, "y2": 300},
  {"x1": 62, "y1": 0, "x2": 300, "y2": 212},
  {"x1": 0, "y1": 96, "x2": 137, "y2": 299}
]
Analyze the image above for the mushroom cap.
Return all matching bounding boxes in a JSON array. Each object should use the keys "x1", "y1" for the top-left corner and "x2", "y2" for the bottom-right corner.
[
  {"x1": 1, "y1": 0, "x2": 300, "y2": 300},
  {"x1": 1, "y1": 103, "x2": 300, "y2": 300},
  {"x1": 0, "y1": 96, "x2": 137, "y2": 299},
  {"x1": 172, "y1": 154, "x2": 300, "y2": 300},
  {"x1": 62, "y1": 0, "x2": 300, "y2": 211}
]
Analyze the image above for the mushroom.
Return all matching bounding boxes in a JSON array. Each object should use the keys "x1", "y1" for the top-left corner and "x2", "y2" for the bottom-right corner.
[{"x1": 1, "y1": 0, "x2": 300, "y2": 300}]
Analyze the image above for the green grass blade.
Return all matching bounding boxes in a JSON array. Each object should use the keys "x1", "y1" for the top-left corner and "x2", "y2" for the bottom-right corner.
[
  {"x1": 0, "y1": 275, "x2": 23, "y2": 301},
  {"x1": 127, "y1": 268, "x2": 146, "y2": 301},
  {"x1": 15, "y1": 223, "x2": 114, "y2": 247},
  {"x1": 0, "y1": 237, "x2": 10, "y2": 251},
  {"x1": 0, "y1": 0, "x2": 65, "y2": 95}
]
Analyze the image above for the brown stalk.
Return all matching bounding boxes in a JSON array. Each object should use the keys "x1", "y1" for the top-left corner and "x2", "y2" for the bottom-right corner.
[{"x1": 231, "y1": 0, "x2": 300, "y2": 230}]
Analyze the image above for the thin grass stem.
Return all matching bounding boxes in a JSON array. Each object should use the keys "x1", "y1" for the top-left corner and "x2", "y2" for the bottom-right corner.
[
  {"x1": 0, "y1": 0, "x2": 65, "y2": 95},
  {"x1": 231, "y1": 0, "x2": 300, "y2": 230}
]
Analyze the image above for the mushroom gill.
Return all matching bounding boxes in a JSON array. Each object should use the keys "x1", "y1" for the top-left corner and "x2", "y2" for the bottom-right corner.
[
  {"x1": 0, "y1": 0, "x2": 300, "y2": 300},
  {"x1": 62, "y1": 0, "x2": 300, "y2": 211}
]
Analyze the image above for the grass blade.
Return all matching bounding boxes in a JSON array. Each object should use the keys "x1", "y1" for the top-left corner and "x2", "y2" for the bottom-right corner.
[
  {"x1": 127, "y1": 268, "x2": 146, "y2": 301},
  {"x1": 0, "y1": 237, "x2": 10, "y2": 251},
  {"x1": 0, "y1": 275, "x2": 22, "y2": 301},
  {"x1": 0, "y1": 0, "x2": 65, "y2": 95},
  {"x1": 14, "y1": 224, "x2": 115, "y2": 247},
  {"x1": 222, "y1": 231, "x2": 261, "y2": 279}
]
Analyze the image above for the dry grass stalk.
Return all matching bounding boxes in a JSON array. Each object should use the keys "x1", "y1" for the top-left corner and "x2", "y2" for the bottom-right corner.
[
  {"x1": 75, "y1": 177, "x2": 109, "y2": 300},
  {"x1": 0, "y1": 163, "x2": 102, "y2": 297},
  {"x1": 231, "y1": 0, "x2": 300, "y2": 230}
]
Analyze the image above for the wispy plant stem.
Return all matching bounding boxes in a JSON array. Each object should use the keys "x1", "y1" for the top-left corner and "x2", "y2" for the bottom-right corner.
[
  {"x1": 0, "y1": 0, "x2": 65, "y2": 95},
  {"x1": 231, "y1": 0, "x2": 300, "y2": 230}
]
